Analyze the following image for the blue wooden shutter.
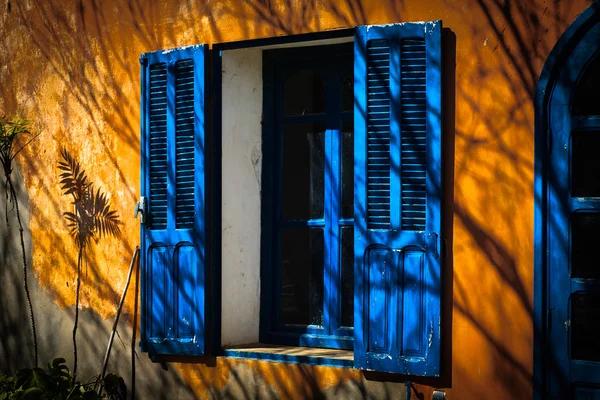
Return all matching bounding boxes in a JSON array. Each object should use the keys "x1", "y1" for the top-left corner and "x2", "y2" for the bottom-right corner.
[
  {"x1": 354, "y1": 21, "x2": 442, "y2": 375},
  {"x1": 140, "y1": 45, "x2": 207, "y2": 357}
]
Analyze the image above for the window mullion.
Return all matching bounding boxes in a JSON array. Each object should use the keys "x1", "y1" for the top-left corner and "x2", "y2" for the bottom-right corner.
[
  {"x1": 325, "y1": 70, "x2": 343, "y2": 336},
  {"x1": 324, "y1": 125, "x2": 334, "y2": 335}
]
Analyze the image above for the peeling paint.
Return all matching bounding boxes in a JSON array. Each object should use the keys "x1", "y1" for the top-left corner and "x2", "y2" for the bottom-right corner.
[
  {"x1": 428, "y1": 320, "x2": 434, "y2": 349},
  {"x1": 160, "y1": 44, "x2": 204, "y2": 55}
]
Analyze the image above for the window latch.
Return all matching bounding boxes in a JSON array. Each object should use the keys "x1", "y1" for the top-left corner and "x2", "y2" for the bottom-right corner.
[
  {"x1": 426, "y1": 232, "x2": 439, "y2": 259},
  {"x1": 135, "y1": 196, "x2": 148, "y2": 225}
]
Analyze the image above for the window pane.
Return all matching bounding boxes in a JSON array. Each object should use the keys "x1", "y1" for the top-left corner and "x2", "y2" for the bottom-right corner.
[
  {"x1": 572, "y1": 293, "x2": 600, "y2": 361},
  {"x1": 573, "y1": 54, "x2": 600, "y2": 116},
  {"x1": 282, "y1": 122, "x2": 325, "y2": 220},
  {"x1": 572, "y1": 131, "x2": 600, "y2": 197},
  {"x1": 341, "y1": 227, "x2": 354, "y2": 327},
  {"x1": 572, "y1": 213, "x2": 600, "y2": 279},
  {"x1": 342, "y1": 119, "x2": 354, "y2": 219},
  {"x1": 342, "y1": 70, "x2": 353, "y2": 112},
  {"x1": 280, "y1": 228, "x2": 324, "y2": 326},
  {"x1": 284, "y1": 70, "x2": 325, "y2": 116}
]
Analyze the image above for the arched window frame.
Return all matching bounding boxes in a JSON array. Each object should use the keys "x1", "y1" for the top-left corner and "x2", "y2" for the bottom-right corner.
[{"x1": 534, "y1": 2, "x2": 600, "y2": 398}]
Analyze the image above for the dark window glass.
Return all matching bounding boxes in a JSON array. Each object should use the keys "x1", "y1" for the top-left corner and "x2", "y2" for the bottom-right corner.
[
  {"x1": 280, "y1": 228, "x2": 324, "y2": 326},
  {"x1": 572, "y1": 293, "x2": 600, "y2": 361},
  {"x1": 269, "y1": 45, "x2": 355, "y2": 345},
  {"x1": 572, "y1": 131, "x2": 600, "y2": 197},
  {"x1": 341, "y1": 227, "x2": 354, "y2": 327},
  {"x1": 573, "y1": 54, "x2": 600, "y2": 116},
  {"x1": 572, "y1": 213, "x2": 600, "y2": 279},
  {"x1": 284, "y1": 70, "x2": 326, "y2": 116},
  {"x1": 573, "y1": 386, "x2": 600, "y2": 399},
  {"x1": 342, "y1": 70, "x2": 354, "y2": 112},
  {"x1": 282, "y1": 122, "x2": 326, "y2": 220},
  {"x1": 342, "y1": 119, "x2": 354, "y2": 219}
]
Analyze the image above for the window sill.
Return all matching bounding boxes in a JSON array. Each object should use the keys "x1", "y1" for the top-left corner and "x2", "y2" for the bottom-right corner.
[{"x1": 222, "y1": 343, "x2": 354, "y2": 368}]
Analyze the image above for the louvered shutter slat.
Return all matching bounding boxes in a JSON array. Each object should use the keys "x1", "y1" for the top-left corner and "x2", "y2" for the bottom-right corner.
[
  {"x1": 401, "y1": 39, "x2": 427, "y2": 231},
  {"x1": 175, "y1": 59, "x2": 196, "y2": 230},
  {"x1": 366, "y1": 39, "x2": 391, "y2": 230},
  {"x1": 149, "y1": 63, "x2": 168, "y2": 230}
]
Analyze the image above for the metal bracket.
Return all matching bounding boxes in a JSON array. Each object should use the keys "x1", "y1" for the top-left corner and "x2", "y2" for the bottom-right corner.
[
  {"x1": 135, "y1": 196, "x2": 148, "y2": 225},
  {"x1": 426, "y1": 232, "x2": 440, "y2": 259}
]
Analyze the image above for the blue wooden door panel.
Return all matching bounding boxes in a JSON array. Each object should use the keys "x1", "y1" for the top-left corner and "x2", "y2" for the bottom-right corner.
[
  {"x1": 354, "y1": 21, "x2": 442, "y2": 376},
  {"x1": 402, "y1": 250, "x2": 425, "y2": 357},
  {"x1": 140, "y1": 45, "x2": 207, "y2": 357},
  {"x1": 176, "y1": 244, "x2": 199, "y2": 340},
  {"x1": 366, "y1": 247, "x2": 392, "y2": 353},
  {"x1": 149, "y1": 246, "x2": 168, "y2": 339}
]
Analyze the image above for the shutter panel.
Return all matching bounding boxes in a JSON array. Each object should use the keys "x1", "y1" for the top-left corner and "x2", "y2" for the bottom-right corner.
[
  {"x1": 140, "y1": 45, "x2": 208, "y2": 357},
  {"x1": 354, "y1": 21, "x2": 442, "y2": 375}
]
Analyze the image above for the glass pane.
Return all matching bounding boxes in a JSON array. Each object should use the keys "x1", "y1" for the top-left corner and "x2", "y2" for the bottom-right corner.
[
  {"x1": 341, "y1": 227, "x2": 354, "y2": 327},
  {"x1": 341, "y1": 120, "x2": 354, "y2": 219},
  {"x1": 573, "y1": 54, "x2": 600, "y2": 116},
  {"x1": 280, "y1": 228, "x2": 324, "y2": 326},
  {"x1": 342, "y1": 70, "x2": 353, "y2": 112},
  {"x1": 572, "y1": 213, "x2": 600, "y2": 278},
  {"x1": 572, "y1": 131, "x2": 600, "y2": 197},
  {"x1": 572, "y1": 293, "x2": 600, "y2": 361},
  {"x1": 282, "y1": 122, "x2": 325, "y2": 220},
  {"x1": 284, "y1": 70, "x2": 326, "y2": 116}
]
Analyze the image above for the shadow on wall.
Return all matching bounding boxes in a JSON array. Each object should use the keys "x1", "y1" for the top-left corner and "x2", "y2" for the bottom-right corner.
[
  {"x1": 0, "y1": 162, "x2": 196, "y2": 399},
  {"x1": 0, "y1": 0, "x2": 591, "y2": 398},
  {"x1": 0, "y1": 163, "x2": 35, "y2": 373}
]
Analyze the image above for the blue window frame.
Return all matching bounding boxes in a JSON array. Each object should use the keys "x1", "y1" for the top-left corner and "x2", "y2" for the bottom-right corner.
[
  {"x1": 138, "y1": 20, "x2": 444, "y2": 377},
  {"x1": 261, "y1": 43, "x2": 355, "y2": 350}
]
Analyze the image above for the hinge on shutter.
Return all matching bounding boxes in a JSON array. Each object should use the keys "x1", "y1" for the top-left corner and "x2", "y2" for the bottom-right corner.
[
  {"x1": 547, "y1": 127, "x2": 552, "y2": 153},
  {"x1": 135, "y1": 196, "x2": 148, "y2": 224},
  {"x1": 139, "y1": 56, "x2": 148, "y2": 66},
  {"x1": 424, "y1": 233, "x2": 440, "y2": 259}
]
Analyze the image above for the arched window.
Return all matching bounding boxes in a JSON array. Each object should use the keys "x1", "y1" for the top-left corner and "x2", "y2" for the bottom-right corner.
[{"x1": 535, "y1": 2, "x2": 600, "y2": 399}]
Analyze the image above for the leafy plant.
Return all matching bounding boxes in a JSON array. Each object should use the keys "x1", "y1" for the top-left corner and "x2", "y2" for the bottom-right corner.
[
  {"x1": 58, "y1": 148, "x2": 121, "y2": 377},
  {"x1": 0, "y1": 358, "x2": 126, "y2": 400},
  {"x1": 0, "y1": 116, "x2": 39, "y2": 367}
]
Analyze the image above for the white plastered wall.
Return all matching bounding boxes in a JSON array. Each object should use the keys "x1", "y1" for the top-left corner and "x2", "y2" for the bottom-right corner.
[{"x1": 221, "y1": 48, "x2": 263, "y2": 346}]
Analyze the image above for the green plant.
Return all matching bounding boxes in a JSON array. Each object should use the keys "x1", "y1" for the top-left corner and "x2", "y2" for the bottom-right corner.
[
  {"x1": 0, "y1": 116, "x2": 39, "y2": 367},
  {"x1": 0, "y1": 358, "x2": 126, "y2": 400},
  {"x1": 58, "y1": 148, "x2": 121, "y2": 377}
]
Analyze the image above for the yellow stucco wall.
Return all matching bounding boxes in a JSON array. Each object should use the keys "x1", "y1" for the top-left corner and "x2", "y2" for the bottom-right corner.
[{"x1": 0, "y1": 0, "x2": 595, "y2": 398}]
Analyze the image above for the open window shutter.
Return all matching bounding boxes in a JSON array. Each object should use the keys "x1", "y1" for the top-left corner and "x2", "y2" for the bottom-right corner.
[
  {"x1": 140, "y1": 45, "x2": 207, "y2": 357},
  {"x1": 354, "y1": 22, "x2": 442, "y2": 375}
]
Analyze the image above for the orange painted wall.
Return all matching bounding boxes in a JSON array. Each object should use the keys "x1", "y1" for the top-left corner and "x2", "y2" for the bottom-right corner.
[{"x1": 0, "y1": 0, "x2": 594, "y2": 398}]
